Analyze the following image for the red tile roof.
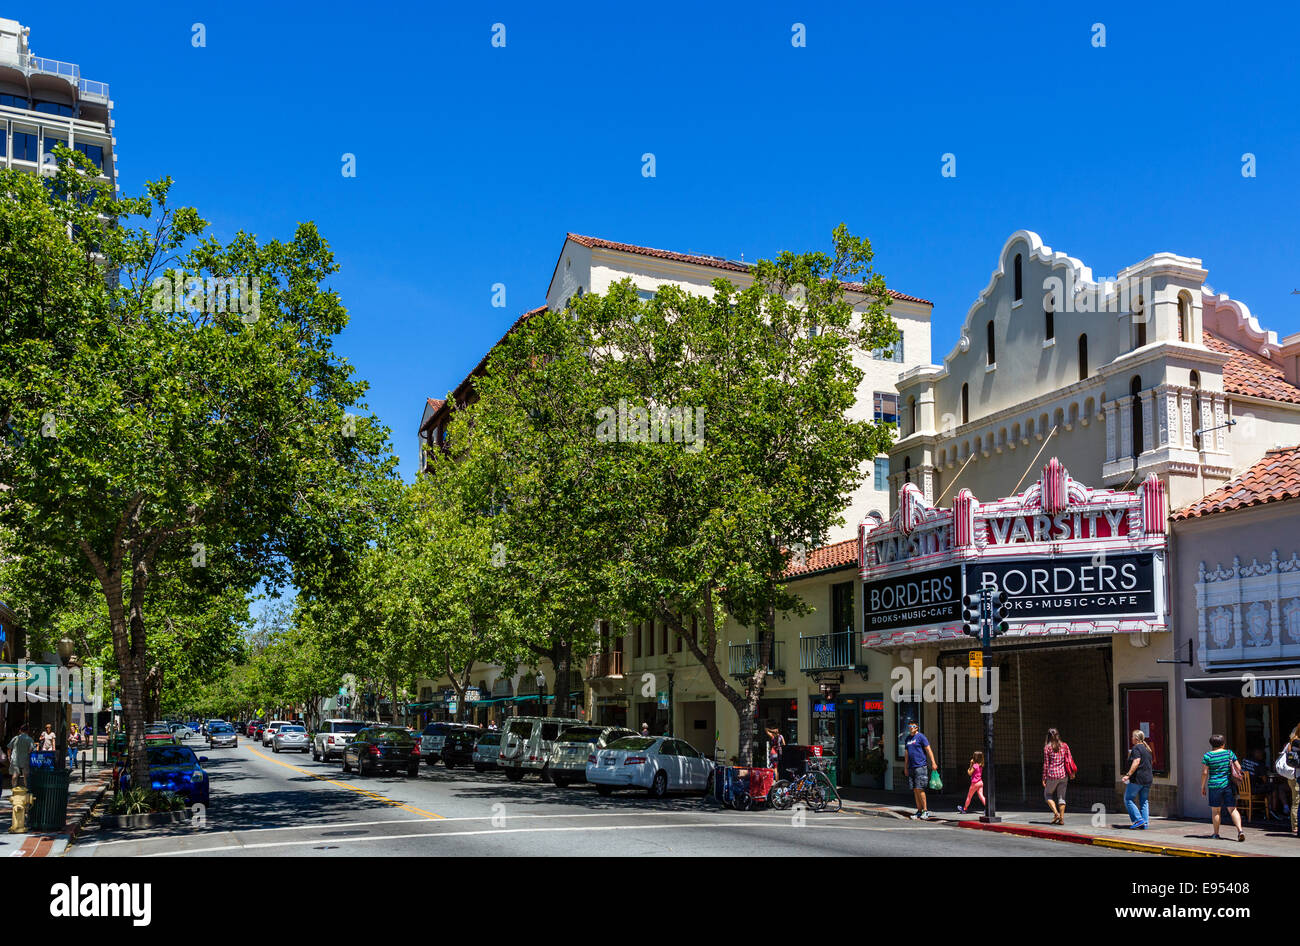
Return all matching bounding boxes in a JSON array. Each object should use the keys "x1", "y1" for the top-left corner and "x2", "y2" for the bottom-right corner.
[
  {"x1": 783, "y1": 536, "x2": 860, "y2": 579},
  {"x1": 1173, "y1": 445, "x2": 1300, "y2": 520},
  {"x1": 1204, "y1": 331, "x2": 1300, "y2": 404},
  {"x1": 567, "y1": 233, "x2": 933, "y2": 306}
]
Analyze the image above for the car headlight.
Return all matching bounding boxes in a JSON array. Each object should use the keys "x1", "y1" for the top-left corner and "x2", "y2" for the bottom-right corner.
[{"x1": 190, "y1": 771, "x2": 205, "y2": 783}]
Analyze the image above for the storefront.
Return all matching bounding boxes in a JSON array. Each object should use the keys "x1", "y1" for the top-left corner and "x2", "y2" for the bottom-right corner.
[{"x1": 860, "y1": 459, "x2": 1173, "y2": 808}]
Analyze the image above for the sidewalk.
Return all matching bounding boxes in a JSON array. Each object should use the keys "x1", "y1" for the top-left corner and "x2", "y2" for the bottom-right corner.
[
  {"x1": 0, "y1": 767, "x2": 112, "y2": 857},
  {"x1": 837, "y1": 786, "x2": 1298, "y2": 857}
]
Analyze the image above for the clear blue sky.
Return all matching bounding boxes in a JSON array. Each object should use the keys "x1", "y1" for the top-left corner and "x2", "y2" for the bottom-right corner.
[{"x1": 31, "y1": 1, "x2": 1300, "y2": 481}]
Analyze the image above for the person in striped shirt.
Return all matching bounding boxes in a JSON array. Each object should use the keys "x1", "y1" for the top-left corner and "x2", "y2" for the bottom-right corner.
[{"x1": 1201, "y1": 733, "x2": 1245, "y2": 842}]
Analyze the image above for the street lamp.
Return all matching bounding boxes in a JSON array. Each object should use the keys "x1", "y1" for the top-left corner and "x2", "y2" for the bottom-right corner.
[
  {"x1": 536, "y1": 672, "x2": 547, "y2": 717},
  {"x1": 665, "y1": 653, "x2": 676, "y2": 737}
]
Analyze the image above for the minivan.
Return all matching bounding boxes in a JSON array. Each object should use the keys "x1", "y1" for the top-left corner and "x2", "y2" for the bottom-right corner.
[{"x1": 498, "y1": 716, "x2": 584, "y2": 781}]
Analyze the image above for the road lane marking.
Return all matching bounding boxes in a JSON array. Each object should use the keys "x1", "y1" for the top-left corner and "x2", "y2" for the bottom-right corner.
[
  {"x1": 241, "y1": 743, "x2": 445, "y2": 821},
  {"x1": 145, "y1": 820, "x2": 946, "y2": 855}
]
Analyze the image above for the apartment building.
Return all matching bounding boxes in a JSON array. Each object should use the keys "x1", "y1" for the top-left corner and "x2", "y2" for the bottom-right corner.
[{"x1": 0, "y1": 18, "x2": 115, "y2": 188}]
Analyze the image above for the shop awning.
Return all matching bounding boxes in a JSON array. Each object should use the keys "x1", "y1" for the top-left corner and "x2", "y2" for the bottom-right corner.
[{"x1": 1185, "y1": 673, "x2": 1300, "y2": 699}]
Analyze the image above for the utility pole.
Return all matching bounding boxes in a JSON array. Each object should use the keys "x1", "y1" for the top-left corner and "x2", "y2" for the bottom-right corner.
[{"x1": 962, "y1": 579, "x2": 1008, "y2": 824}]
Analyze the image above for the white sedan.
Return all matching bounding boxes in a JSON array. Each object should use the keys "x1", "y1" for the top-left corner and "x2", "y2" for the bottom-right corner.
[{"x1": 586, "y1": 736, "x2": 714, "y2": 798}]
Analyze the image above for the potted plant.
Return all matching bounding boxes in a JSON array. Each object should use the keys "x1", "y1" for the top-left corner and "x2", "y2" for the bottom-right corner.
[{"x1": 852, "y1": 749, "x2": 888, "y2": 789}]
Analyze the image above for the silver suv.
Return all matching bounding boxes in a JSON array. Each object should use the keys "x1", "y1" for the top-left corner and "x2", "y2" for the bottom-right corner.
[
  {"x1": 311, "y1": 719, "x2": 366, "y2": 762},
  {"x1": 548, "y1": 725, "x2": 637, "y2": 787},
  {"x1": 498, "y1": 716, "x2": 584, "y2": 781}
]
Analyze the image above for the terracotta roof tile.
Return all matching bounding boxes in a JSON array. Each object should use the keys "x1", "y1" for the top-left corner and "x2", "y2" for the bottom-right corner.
[
  {"x1": 783, "y1": 536, "x2": 860, "y2": 579},
  {"x1": 567, "y1": 233, "x2": 933, "y2": 306},
  {"x1": 1173, "y1": 445, "x2": 1300, "y2": 520},
  {"x1": 1204, "y1": 331, "x2": 1300, "y2": 404}
]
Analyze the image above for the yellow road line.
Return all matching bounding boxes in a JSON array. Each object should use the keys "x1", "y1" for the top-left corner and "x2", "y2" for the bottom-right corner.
[{"x1": 241, "y1": 743, "x2": 444, "y2": 820}]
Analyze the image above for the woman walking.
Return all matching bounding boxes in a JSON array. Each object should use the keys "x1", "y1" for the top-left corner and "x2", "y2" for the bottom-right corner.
[
  {"x1": 1121, "y1": 729, "x2": 1153, "y2": 829},
  {"x1": 1201, "y1": 733, "x2": 1245, "y2": 842},
  {"x1": 68, "y1": 723, "x2": 82, "y2": 769},
  {"x1": 1042, "y1": 728, "x2": 1075, "y2": 825},
  {"x1": 1285, "y1": 726, "x2": 1300, "y2": 838}
]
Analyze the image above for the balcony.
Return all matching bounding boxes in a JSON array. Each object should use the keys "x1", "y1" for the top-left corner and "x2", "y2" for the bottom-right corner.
[
  {"x1": 798, "y1": 630, "x2": 863, "y2": 674},
  {"x1": 585, "y1": 651, "x2": 624, "y2": 679},
  {"x1": 727, "y1": 638, "x2": 785, "y2": 683}
]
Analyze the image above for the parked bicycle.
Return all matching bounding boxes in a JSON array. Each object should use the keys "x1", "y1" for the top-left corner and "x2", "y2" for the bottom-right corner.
[{"x1": 769, "y1": 758, "x2": 842, "y2": 813}]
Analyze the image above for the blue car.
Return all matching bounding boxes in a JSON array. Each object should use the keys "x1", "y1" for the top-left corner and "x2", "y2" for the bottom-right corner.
[{"x1": 118, "y1": 745, "x2": 211, "y2": 807}]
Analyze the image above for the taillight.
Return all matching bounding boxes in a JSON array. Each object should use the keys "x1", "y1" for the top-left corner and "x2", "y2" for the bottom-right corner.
[
  {"x1": 369, "y1": 745, "x2": 381, "y2": 756},
  {"x1": 528, "y1": 755, "x2": 537, "y2": 762},
  {"x1": 411, "y1": 742, "x2": 421, "y2": 755},
  {"x1": 624, "y1": 756, "x2": 647, "y2": 765},
  {"x1": 499, "y1": 751, "x2": 505, "y2": 759},
  {"x1": 588, "y1": 754, "x2": 597, "y2": 764}
]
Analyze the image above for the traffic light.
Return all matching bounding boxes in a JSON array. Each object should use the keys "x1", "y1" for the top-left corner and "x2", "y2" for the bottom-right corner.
[
  {"x1": 962, "y1": 591, "x2": 983, "y2": 638},
  {"x1": 989, "y1": 589, "x2": 1009, "y2": 637}
]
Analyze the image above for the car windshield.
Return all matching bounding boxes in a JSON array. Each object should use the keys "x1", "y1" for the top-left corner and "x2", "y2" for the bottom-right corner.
[
  {"x1": 507, "y1": 721, "x2": 533, "y2": 738},
  {"x1": 145, "y1": 725, "x2": 170, "y2": 734},
  {"x1": 477, "y1": 733, "x2": 501, "y2": 746},
  {"x1": 209, "y1": 724, "x2": 233, "y2": 733},
  {"x1": 146, "y1": 746, "x2": 198, "y2": 766},
  {"x1": 333, "y1": 722, "x2": 365, "y2": 734},
  {"x1": 421, "y1": 724, "x2": 447, "y2": 736},
  {"x1": 606, "y1": 737, "x2": 657, "y2": 752},
  {"x1": 556, "y1": 727, "x2": 604, "y2": 744}
]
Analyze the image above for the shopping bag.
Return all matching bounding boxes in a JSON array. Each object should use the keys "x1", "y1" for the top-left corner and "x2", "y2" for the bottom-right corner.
[
  {"x1": 1277, "y1": 751, "x2": 1296, "y2": 781},
  {"x1": 928, "y1": 769, "x2": 944, "y2": 791}
]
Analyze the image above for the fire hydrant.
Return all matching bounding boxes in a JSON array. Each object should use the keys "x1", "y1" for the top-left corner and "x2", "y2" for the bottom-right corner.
[{"x1": 8, "y1": 786, "x2": 31, "y2": 833}]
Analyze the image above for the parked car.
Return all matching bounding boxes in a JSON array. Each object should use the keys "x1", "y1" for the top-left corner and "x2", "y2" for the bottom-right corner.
[
  {"x1": 419, "y1": 722, "x2": 474, "y2": 765},
  {"x1": 118, "y1": 744, "x2": 211, "y2": 807},
  {"x1": 311, "y1": 719, "x2": 366, "y2": 762},
  {"x1": 341, "y1": 727, "x2": 421, "y2": 778},
  {"x1": 498, "y1": 716, "x2": 584, "y2": 781},
  {"x1": 586, "y1": 736, "x2": 714, "y2": 798},
  {"x1": 261, "y1": 721, "x2": 292, "y2": 747},
  {"x1": 272, "y1": 724, "x2": 309, "y2": 753},
  {"x1": 207, "y1": 721, "x2": 238, "y2": 749},
  {"x1": 441, "y1": 727, "x2": 483, "y2": 769},
  {"x1": 168, "y1": 722, "x2": 195, "y2": 740},
  {"x1": 472, "y1": 732, "x2": 502, "y2": 772},
  {"x1": 145, "y1": 723, "x2": 179, "y2": 746},
  {"x1": 547, "y1": 725, "x2": 637, "y2": 787},
  {"x1": 247, "y1": 720, "x2": 265, "y2": 741}
]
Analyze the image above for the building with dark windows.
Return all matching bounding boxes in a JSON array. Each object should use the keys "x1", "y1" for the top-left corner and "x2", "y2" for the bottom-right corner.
[{"x1": 0, "y1": 17, "x2": 115, "y2": 188}]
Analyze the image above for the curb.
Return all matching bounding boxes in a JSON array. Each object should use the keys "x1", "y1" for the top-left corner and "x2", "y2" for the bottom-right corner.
[{"x1": 954, "y1": 818, "x2": 1249, "y2": 857}]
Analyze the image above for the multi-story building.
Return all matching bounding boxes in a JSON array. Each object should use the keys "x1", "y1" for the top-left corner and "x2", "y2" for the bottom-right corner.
[
  {"x1": 415, "y1": 233, "x2": 932, "y2": 769},
  {"x1": 877, "y1": 230, "x2": 1300, "y2": 816},
  {"x1": 0, "y1": 17, "x2": 115, "y2": 188}
]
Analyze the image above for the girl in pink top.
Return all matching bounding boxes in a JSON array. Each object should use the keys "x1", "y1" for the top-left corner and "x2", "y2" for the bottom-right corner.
[{"x1": 958, "y1": 750, "x2": 986, "y2": 813}]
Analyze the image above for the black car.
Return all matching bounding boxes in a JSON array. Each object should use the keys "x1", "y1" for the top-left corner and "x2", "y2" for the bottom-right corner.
[
  {"x1": 442, "y1": 728, "x2": 481, "y2": 769},
  {"x1": 341, "y1": 727, "x2": 421, "y2": 777}
]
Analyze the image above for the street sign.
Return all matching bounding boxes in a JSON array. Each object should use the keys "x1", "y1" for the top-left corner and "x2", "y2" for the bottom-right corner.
[
  {"x1": 969, "y1": 650, "x2": 983, "y2": 677},
  {"x1": 338, "y1": 686, "x2": 347, "y2": 696},
  {"x1": 657, "y1": 691, "x2": 669, "y2": 709}
]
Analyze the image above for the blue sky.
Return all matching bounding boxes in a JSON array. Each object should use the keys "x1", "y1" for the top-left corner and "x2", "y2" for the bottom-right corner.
[{"x1": 30, "y1": 1, "x2": 1300, "y2": 481}]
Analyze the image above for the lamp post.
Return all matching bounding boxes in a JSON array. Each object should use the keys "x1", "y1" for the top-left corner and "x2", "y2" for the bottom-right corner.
[
  {"x1": 536, "y1": 672, "x2": 547, "y2": 717},
  {"x1": 665, "y1": 653, "x2": 676, "y2": 737}
]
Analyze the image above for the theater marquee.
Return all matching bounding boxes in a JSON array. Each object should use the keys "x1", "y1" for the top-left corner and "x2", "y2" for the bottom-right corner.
[{"x1": 858, "y1": 459, "x2": 1168, "y2": 647}]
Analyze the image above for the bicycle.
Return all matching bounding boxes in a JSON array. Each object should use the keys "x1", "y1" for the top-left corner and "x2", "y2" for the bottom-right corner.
[{"x1": 769, "y1": 758, "x2": 842, "y2": 813}]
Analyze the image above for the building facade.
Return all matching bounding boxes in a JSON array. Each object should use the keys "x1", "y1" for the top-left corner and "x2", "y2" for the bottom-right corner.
[{"x1": 883, "y1": 230, "x2": 1300, "y2": 816}]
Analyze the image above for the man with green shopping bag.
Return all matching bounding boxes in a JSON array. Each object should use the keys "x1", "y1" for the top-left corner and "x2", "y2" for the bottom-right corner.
[{"x1": 904, "y1": 721, "x2": 940, "y2": 820}]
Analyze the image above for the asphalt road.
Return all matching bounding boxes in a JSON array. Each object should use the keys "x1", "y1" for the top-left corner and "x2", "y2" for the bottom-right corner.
[{"x1": 69, "y1": 736, "x2": 1145, "y2": 857}]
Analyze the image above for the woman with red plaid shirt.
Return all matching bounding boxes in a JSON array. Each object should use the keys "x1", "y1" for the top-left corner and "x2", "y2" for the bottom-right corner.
[{"x1": 1042, "y1": 728, "x2": 1075, "y2": 825}]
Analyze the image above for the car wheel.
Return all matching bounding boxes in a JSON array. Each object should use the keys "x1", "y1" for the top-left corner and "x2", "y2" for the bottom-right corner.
[
  {"x1": 311, "y1": 745, "x2": 319, "y2": 761},
  {"x1": 703, "y1": 772, "x2": 714, "y2": 797},
  {"x1": 473, "y1": 763, "x2": 484, "y2": 773},
  {"x1": 552, "y1": 774, "x2": 569, "y2": 788},
  {"x1": 540, "y1": 764, "x2": 552, "y2": 784},
  {"x1": 444, "y1": 758, "x2": 455, "y2": 769},
  {"x1": 649, "y1": 770, "x2": 669, "y2": 799},
  {"x1": 504, "y1": 768, "x2": 524, "y2": 782},
  {"x1": 596, "y1": 785, "x2": 613, "y2": 797},
  {"x1": 356, "y1": 758, "x2": 367, "y2": 777},
  {"x1": 407, "y1": 764, "x2": 419, "y2": 778},
  {"x1": 342, "y1": 756, "x2": 352, "y2": 774}
]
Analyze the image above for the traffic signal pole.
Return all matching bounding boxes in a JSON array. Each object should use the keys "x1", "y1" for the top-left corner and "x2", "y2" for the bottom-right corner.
[
  {"x1": 964, "y1": 582, "x2": 1004, "y2": 823},
  {"x1": 980, "y1": 613, "x2": 999, "y2": 823}
]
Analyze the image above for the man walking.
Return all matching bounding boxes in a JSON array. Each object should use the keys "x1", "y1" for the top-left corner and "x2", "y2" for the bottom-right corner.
[
  {"x1": 905, "y1": 721, "x2": 938, "y2": 820},
  {"x1": 6, "y1": 724, "x2": 34, "y2": 793}
]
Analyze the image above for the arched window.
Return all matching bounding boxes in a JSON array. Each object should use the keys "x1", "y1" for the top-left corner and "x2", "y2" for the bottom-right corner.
[
  {"x1": 1191, "y1": 370, "x2": 1202, "y2": 450},
  {"x1": 1178, "y1": 293, "x2": 1190, "y2": 342},
  {"x1": 987, "y1": 320, "x2": 996, "y2": 365},
  {"x1": 1045, "y1": 296, "x2": 1055, "y2": 341},
  {"x1": 1078, "y1": 334, "x2": 1088, "y2": 381},
  {"x1": 961, "y1": 383, "x2": 969, "y2": 425},
  {"x1": 1133, "y1": 296, "x2": 1147, "y2": 348},
  {"x1": 1013, "y1": 254, "x2": 1023, "y2": 301},
  {"x1": 1130, "y1": 375, "x2": 1143, "y2": 458},
  {"x1": 908, "y1": 395, "x2": 917, "y2": 434},
  {"x1": 904, "y1": 456, "x2": 912, "y2": 484}
]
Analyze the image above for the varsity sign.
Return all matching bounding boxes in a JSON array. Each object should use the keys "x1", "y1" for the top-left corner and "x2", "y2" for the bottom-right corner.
[
  {"x1": 863, "y1": 565, "x2": 963, "y2": 633},
  {"x1": 967, "y1": 552, "x2": 1157, "y2": 621}
]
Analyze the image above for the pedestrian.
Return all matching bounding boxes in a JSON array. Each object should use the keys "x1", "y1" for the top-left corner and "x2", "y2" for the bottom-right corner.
[
  {"x1": 957, "y1": 750, "x2": 986, "y2": 814},
  {"x1": 1121, "y1": 729, "x2": 1153, "y2": 829},
  {"x1": 903, "y1": 721, "x2": 938, "y2": 820},
  {"x1": 1042, "y1": 727, "x2": 1076, "y2": 825},
  {"x1": 764, "y1": 724, "x2": 785, "y2": 772},
  {"x1": 1202, "y1": 733, "x2": 1245, "y2": 842},
  {"x1": 640, "y1": 722, "x2": 650, "y2": 737},
  {"x1": 68, "y1": 723, "x2": 82, "y2": 769},
  {"x1": 38, "y1": 723, "x2": 56, "y2": 752},
  {"x1": 7, "y1": 724, "x2": 34, "y2": 791},
  {"x1": 1282, "y1": 725, "x2": 1300, "y2": 837}
]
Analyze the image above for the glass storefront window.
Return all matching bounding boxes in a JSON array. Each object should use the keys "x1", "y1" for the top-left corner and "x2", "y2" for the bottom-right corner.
[{"x1": 895, "y1": 698, "x2": 922, "y2": 761}]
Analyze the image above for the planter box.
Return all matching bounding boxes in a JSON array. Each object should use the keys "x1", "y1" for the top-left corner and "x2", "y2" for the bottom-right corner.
[{"x1": 100, "y1": 809, "x2": 190, "y2": 830}]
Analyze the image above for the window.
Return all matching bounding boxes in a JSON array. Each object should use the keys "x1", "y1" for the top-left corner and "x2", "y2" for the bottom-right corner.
[
  {"x1": 646, "y1": 620, "x2": 653, "y2": 657},
  {"x1": 661, "y1": 621, "x2": 668, "y2": 654},
  {"x1": 1178, "y1": 294, "x2": 1190, "y2": 342},
  {"x1": 904, "y1": 456, "x2": 911, "y2": 483},
  {"x1": 873, "y1": 457, "x2": 889, "y2": 491},
  {"x1": 75, "y1": 141, "x2": 104, "y2": 170},
  {"x1": 872, "y1": 332, "x2": 904, "y2": 362},
  {"x1": 1120, "y1": 684, "x2": 1169, "y2": 776},
  {"x1": 33, "y1": 101, "x2": 73, "y2": 117},
  {"x1": 634, "y1": 621, "x2": 642, "y2": 659},
  {"x1": 1191, "y1": 371, "x2": 1202, "y2": 450},
  {"x1": 0, "y1": 93, "x2": 28, "y2": 109},
  {"x1": 1130, "y1": 375, "x2": 1143, "y2": 458},
  {"x1": 11, "y1": 131, "x2": 37, "y2": 161},
  {"x1": 986, "y1": 320, "x2": 996, "y2": 365},
  {"x1": 1045, "y1": 298, "x2": 1055, "y2": 340},
  {"x1": 1133, "y1": 296, "x2": 1147, "y2": 348},
  {"x1": 1078, "y1": 334, "x2": 1088, "y2": 381},
  {"x1": 831, "y1": 582, "x2": 855, "y2": 635},
  {"x1": 908, "y1": 395, "x2": 917, "y2": 434},
  {"x1": 873, "y1": 392, "x2": 899, "y2": 425},
  {"x1": 961, "y1": 383, "x2": 969, "y2": 425},
  {"x1": 0, "y1": 129, "x2": 5, "y2": 159},
  {"x1": 1013, "y1": 253, "x2": 1023, "y2": 301}
]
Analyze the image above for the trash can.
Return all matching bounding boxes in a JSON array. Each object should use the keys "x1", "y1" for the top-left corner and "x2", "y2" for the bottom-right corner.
[{"x1": 28, "y1": 768, "x2": 71, "y2": 832}]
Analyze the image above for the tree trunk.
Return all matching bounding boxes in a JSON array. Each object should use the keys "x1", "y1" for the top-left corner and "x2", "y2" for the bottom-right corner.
[{"x1": 553, "y1": 638, "x2": 572, "y2": 719}]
